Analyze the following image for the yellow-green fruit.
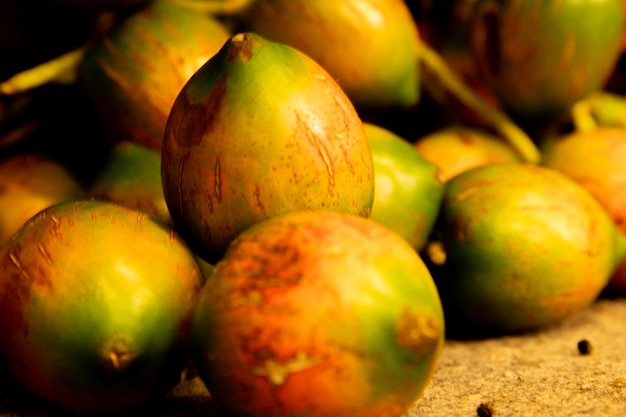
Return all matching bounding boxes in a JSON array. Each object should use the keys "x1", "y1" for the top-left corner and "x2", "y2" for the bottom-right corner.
[
  {"x1": 77, "y1": 0, "x2": 231, "y2": 150},
  {"x1": 88, "y1": 141, "x2": 171, "y2": 224},
  {"x1": 469, "y1": 0, "x2": 624, "y2": 124},
  {"x1": 541, "y1": 127, "x2": 626, "y2": 293},
  {"x1": 162, "y1": 33, "x2": 375, "y2": 263},
  {"x1": 0, "y1": 152, "x2": 83, "y2": 244},
  {"x1": 413, "y1": 125, "x2": 522, "y2": 182},
  {"x1": 365, "y1": 123, "x2": 445, "y2": 251},
  {"x1": 0, "y1": 200, "x2": 204, "y2": 413},
  {"x1": 440, "y1": 163, "x2": 625, "y2": 333},
  {"x1": 244, "y1": 0, "x2": 421, "y2": 110}
]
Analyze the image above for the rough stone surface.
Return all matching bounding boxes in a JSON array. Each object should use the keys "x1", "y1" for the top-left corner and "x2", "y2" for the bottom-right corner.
[{"x1": 410, "y1": 296, "x2": 626, "y2": 417}]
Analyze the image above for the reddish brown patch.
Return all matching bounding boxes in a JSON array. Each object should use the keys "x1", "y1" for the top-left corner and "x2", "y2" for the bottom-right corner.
[
  {"x1": 457, "y1": 132, "x2": 474, "y2": 145},
  {"x1": 227, "y1": 231, "x2": 307, "y2": 290},
  {"x1": 395, "y1": 308, "x2": 441, "y2": 359},
  {"x1": 170, "y1": 75, "x2": 228, "y2": 147},
  {"x1": 0, "y1": 249, "x2": 35, "y2": 339},
  {"x1": 227, "y1": 34, "x2": 253, "y2": 63}
]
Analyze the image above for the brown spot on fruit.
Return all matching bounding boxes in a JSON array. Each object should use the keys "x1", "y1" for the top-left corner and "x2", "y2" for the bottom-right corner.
[
  {"x1": 396, "y1": 308, "x2": 441, "y2": 358},
  {"x1": 100, "y1": 336, "x2": 138, "y2": 374},
  {"x1": 251, "y1": 350, "x2": 323, "y2": 386},
  {"x1": 49, "y1": 215, "x2": 60, "y2": 229},
  {"x1": 174, "y1": 75, "x2": 227, "y2": 147},
  {"x1": 295, "y1": 111, "x2": 335, "y2": 196},
  {"x1": 214, "y1": 156, "x2": 222, "y2": 203},
  {"x1": 37, "y1": 244, "x2": 53, "y2": 265},
  {"x1": 9, "y1": 251, "x2": 31, "y2": 280},
  {"x1": 252, "y1": 185, "x2": 267, "y2": 217},
  {"x1": 228, "y1": 289, "x2": 264, "y2": 309},
  {"x1": 228, "y1": 33, "x2": 253, "y2": 62}
]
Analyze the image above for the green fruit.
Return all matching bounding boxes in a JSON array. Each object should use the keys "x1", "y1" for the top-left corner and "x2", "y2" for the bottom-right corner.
[
  {"x1": 0, "y1": 200, "x2": 204, "y2": 413},
  {"x1": 243, "y1": 0, "x2": 421, "y2": 110},
  {"x1": 541, "y1": 127, "x2": 626, "y2": 293},
  {"x1": 191, "y1": 210, "x2": 444, "y2": 417},
  {"x1": 470, "y1": 0, "x2": 624, "y2": 124},
  {"x1": 413, "y1": 125, "x2": 522, "y2": 182},
  {"x1": 88, "y1": 140, "x2": 171, "y2": 224},
  {"x1": 162, "y1": 32, "x2": 375, "y2": 263},
  {"x1": 76, "y1": 0, "x2": 231, "y2": 149},
  {"x1": 439, "y1": 163, "x2": 625, "y2": 333},
  {"x1": 86, "y1": 141, "x2": 216, "y2": 281},
  {"x1": 365, "y1": 123, "x2": 445, "y2": 251}
]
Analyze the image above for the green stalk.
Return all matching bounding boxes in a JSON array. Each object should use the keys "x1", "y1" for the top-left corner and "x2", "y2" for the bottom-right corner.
[
  {"x1": 0, "y1": 46, "x2": 87, "y2": 95},
  {"x1": 571, "y1": 98, "x2": 598, "y2": 134},
  {"x1": 586, "y1": 91, "x2": 626, "y2": 129},
  {"x1": 418, "y1": 41, "x2": 541, "y2": 164},
  {"x1": 0, "y1": 12, "x2": 116, "y2": 95}
]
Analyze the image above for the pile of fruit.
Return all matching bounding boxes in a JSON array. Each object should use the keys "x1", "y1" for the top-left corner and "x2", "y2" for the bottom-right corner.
[{"x1": 1, "y1": 0, "x2": 626, "y2": 416}]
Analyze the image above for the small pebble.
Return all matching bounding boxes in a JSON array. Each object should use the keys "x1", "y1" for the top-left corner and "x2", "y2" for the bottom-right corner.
[
  {"x1": 477, "y1": 402, "x2": 494, "y2": 417},
  {"x1": 577, "y1": 339, "x2": 593, "y2": 355}
]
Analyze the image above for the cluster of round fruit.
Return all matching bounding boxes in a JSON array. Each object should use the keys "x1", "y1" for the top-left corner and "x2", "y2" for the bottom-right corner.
[{"x1": 1, "y1": 1, "x2": 626, "y2": 417}]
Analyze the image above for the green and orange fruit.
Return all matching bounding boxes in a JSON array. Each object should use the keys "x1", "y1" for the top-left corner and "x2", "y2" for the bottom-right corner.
[
  {"x1": 439, "y1": 163, "x2": 625, "y2": 334},
  {"x1": 365, "y1": 122, "x2": 445, "y2": 251},
  {"x1": 0, "y1": 200, "x2": 204, "y2": 413},
  {"x1": 541, "y1": 127, "x2": 626, "y2": 293},
  {"x1": 191, "y1": 210, "x2": 444, "y2": 417},
  {"x1": 0, "y1": 152, "x2": 83, "y2": 244},
  {"x1": 162, "y1": 32, "x2": 375, "y2": 263},
  {"x1": 413, "y1": 124, "x2": 522, "y2": 183},
  {"x1": 76, "y1": 0, "x2": 231, "y2": 150},
  {"x1": 88, "y1": 140, "x2": 171, "y2": 224},
  {"x1": 470, "y1": 0, "x2": 624, "y2": 125},
  {"x1": 243, "y1": 0, "x2": 421, "y2": 110}
]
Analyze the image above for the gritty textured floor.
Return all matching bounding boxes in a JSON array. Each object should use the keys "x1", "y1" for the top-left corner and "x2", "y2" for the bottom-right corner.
[
  {"x1": 410, "y1": 295, "x2": 626, "y2": 417},
  {"x1": 2, "y1": 296, "x2": 626, "y2": 417}
]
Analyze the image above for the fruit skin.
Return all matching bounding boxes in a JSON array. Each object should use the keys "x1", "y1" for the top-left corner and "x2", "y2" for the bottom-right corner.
[
  {"x1": 0, "y1": 200, "x2": 204, "y2": 413},
  {"x1": 191, "y1": 210, "x2": 444, "y2": 417},
  {"x1": 0, "y1": 152, "x2": 83, "y2": 244},
  {"x1": 439, "y1": 163, "x2": 625, "y2": 333},
  {"x1": 365, "y1": 123, "x2": 445, "y2": 251},
  {"x1": 413, "y1": 125, "x2": 522, "y2": 183},
  {"x1": 76, "y1": 0, "x2": 231, "y2": 150},
  {"x1": 88, "y1": 140, "x2": 172, "y2": 224},
  {"x1": 470, "y1": 0, "x2": 624, "y2": 124},
  {"x1": 162, "y1": 32, "x2": 375, "y2": 263},
  {"x1": 243, "y1": 0, "x2": 421, "y2": 110},
  {"x1": 540, "y1": 127, "x2": 626, "y2": 293}
]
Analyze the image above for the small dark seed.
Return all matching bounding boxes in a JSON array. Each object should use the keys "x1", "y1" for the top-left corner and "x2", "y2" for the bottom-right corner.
[
  {"x1": 477, "y1": 402, "x2": 493, "y2": 417},
  {"x1": 578, "y1": 339, "x2": 593, "y2": 355}
]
